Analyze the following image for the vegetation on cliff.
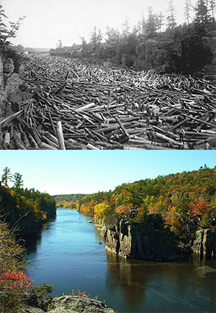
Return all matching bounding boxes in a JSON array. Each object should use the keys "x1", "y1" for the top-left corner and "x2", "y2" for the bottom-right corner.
[
  {"x1": 77, "y1": 165, "x2": 216, "y2": 244},
  {"x1": 0, "y1": 166, "x2": 56, "y2": 235}
]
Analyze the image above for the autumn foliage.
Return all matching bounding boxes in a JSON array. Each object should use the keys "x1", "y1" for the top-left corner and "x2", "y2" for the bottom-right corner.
[{"x1": 77, "y1": 166, "x2": 216, "y2": 241}]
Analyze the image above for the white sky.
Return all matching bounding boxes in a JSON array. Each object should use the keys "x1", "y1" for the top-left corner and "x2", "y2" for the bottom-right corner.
[{"x1": 1, "y1": 0, "x2": 197, "y2": 49}]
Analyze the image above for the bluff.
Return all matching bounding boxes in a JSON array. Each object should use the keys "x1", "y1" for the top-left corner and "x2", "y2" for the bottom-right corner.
[
  {"x1": 102, "y1": 217, "x2": 184, "y2": 262},
  {"x1": 102, "y1": 218, "x2": 215, "y2": 261}
]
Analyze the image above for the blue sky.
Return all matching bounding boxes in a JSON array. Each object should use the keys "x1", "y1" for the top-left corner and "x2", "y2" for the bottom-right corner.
[{"x1": 0, "y1": 150, "x2": 215, "y2": 195}]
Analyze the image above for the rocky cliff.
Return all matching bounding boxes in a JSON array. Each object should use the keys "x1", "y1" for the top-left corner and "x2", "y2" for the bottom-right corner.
[
  {"x1": 0, "y1": 53, "x2": 32, "y2": 119},
  {"x1": 192, "y1": 229, "x2": 216, "y2": 259},
  {"x1": 102, "y1": 218, "x2": 215, "y2": 261},
  {"x1": 102, "y1": 218, "x2": 184, "y2": 262}
]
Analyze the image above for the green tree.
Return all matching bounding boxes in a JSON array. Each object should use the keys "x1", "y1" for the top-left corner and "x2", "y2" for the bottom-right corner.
[
  {"x1": 12, "y1": 172, "x2": 24, "y2": 191},
  {"x1": 1, "y1": 167, "x2": 12, "y2": 187}
]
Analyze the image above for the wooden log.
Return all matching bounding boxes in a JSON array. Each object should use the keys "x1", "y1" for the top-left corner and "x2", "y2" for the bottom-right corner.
[
  {"x1": 14, "y1": 131, "x2": 27, "y2": 150},
  {"x1": 154, "y1": 132, "x2": 188, "y2": 149},
  {"x1": 75, "y1": 102, "x2": 96, "y2": 112},
  {"x1": 39, "y1": 142, "x2": 58, "y2": 150},
  {"x1": 56, "y1": 121, "x2": 66, "y2": 150}
]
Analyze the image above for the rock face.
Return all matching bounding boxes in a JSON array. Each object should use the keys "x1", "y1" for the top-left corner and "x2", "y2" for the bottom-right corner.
[
  {"x1": 19, "y1": 296, "x2": 117, "y2": 313},
  {"x1": 192, "y1": 229, "x2": 216, "y2": 259},
  {"x1": 0, "y1": 54, "x2": 32, "y2": 119},
  {"x1": 104, "y1": 219, "x2": 182, "y2": 261}
]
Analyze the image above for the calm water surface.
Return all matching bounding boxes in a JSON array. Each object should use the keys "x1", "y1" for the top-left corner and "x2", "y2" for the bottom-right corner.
[{"x1": 26, "y1": 208, "x2": 216, "y2": 313}]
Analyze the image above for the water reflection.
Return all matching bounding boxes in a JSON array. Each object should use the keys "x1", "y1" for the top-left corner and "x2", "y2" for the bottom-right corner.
[
  {"x1": 24, "y1": 216, "x2": 56, "y2": 252},
  {"x1": 105, "y1": 251, "x2": 216, "y2": 313},
  {"x1": 25, "y1": 209, "x2": 215, "y2": 313}
]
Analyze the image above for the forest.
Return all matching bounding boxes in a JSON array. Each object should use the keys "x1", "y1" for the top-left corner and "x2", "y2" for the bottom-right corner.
[
  {"x1": 0, "y1": 166, "x2": 56, "y2": 234},
  {"x1": 77, "y1": 165, "x2": 216, "y2": 243},
  {"x1": 50, "y1": 0, "x2": 216, "y2": 76},
  {"x1": 53, "y1": 193, "x2": 87, "y2": 208}
]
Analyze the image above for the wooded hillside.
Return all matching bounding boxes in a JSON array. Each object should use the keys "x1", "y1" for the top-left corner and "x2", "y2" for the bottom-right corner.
[
  {"x1": 77, "y1": 165, "x2": 216, "y2": 243},
  {"x1": 0, "y1": 167, "x2": 56, "y2": 235},
  {"x1": 53, "y1": 194, "x2": 88, "y2": 208}
]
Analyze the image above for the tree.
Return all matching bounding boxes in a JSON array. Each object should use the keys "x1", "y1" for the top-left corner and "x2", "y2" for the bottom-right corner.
[
  {"x1": 12, "y1": 172, "x2": 24, "y2": 190},
  {"x1": 0, "y1": 5, "x2": 25, "y2": 47},
  {"x1": 122, "y1": 16, "x2": 130, "y2": 38},
  {"x1": 209, "y1": 0, "x2": 216, "y2": 20},
  {"x1": 184, "y1": 0, "x2": 193, "y2": 24},
  {"x1": 146, "y1": 7, "x2": 160, "y2": 37},
  {"x1": 166, "y1": 0, "x2": 177, "y2": 31},
  {"x1": 1, "y1": 167, "x2": 12, "y2": 187},
  {"x1": 89, "y1": 26, "x2": 103, "y2": 53},
  {"x1": 56, "y1": 39, "x2": 63, "y2": 49},
  {"x1": 194, "y1": 0, "x2": 211, "y2": 29}
]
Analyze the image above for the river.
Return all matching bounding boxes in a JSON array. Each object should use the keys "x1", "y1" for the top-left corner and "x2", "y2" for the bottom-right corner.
[{"x1": 26, "y1": 208, "x2": 216, "y2": 313}]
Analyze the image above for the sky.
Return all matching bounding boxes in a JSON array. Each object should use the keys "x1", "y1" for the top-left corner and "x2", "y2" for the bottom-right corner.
[
  {"x1": 0, "y1": 150, "x2": 215, "y2": 196},
  {"x1": 1, "y1": 0, "x2": 197, "y2": 49}
]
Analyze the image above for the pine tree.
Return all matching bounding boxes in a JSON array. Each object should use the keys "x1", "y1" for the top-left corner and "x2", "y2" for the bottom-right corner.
[
  {"x1": 194, "y1": 0, "x2": 211, "y2": 28},
  {"x1": 1, "y1": 167, "x2": 12, "y2": 187},
  {"x1": 184, "y1": 0, "x2": 193, "y2": 24},
  {"x1": 166, "y1": 0, "x2": 177, "y2": 31},
  {"x1": 146, "y1": 7, "x2": 159, "y2": 37},
  {"x1": 209, "y1": 0, "x2": 216, "y2": 20}
]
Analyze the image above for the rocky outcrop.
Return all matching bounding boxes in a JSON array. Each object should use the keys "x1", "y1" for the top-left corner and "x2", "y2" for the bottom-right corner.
[
  {"x1": 192, "y1": 229, "x2": 216, "y2": 259},
  {"x1": 103, "y1": 218, "x2": 183, "y2": 261},
  {"x1": 19, "y1": 296, "x2": 117, "y2": 313},
  {"x1": 0, "y1": 54, "x2": 32, "y2": 119}
]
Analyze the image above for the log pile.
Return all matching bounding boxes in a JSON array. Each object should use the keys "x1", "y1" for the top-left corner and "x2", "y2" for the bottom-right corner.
[{"x1": 0, "y1": 55, "x2": 216, "y2": 150}]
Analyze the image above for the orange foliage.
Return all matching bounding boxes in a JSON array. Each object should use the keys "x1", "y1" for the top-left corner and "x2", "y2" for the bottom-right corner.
[{"x1": 190, "y1": 197, "x2": 209, "y2": 217}]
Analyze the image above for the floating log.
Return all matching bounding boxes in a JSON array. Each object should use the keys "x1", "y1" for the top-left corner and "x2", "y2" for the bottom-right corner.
[{"x1": 0, "y1": 55, "x2": 216, "y2": 150}]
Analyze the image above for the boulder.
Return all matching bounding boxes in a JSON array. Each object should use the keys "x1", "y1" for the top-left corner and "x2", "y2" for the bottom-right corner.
[
  {"x1": 48, "y1": 295, "x2": 117, "y2": 313},
  {"x1": 18, "y1": 296, "x2": 117, "y2": 313}
]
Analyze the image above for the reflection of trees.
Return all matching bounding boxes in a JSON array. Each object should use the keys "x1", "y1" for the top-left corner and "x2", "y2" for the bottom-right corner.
[
  {"x1": 25, "y1": 216, "x2": 56, "y2": 253},
  {"x1": 105, "y1": 251, "x2": 216, "y2": 312}
]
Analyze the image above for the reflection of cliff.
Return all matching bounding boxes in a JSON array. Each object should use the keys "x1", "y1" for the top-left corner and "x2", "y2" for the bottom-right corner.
[
  {"x1": 105, "y1": 250, "x2": 216, "y2": 313},
  {"x1": 105, "y1": 251, "x2": 146, "y2": 311}
]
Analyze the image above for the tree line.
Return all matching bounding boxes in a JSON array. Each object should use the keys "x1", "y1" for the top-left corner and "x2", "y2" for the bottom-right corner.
[
  {"x1": 51, "y1": 0, "x2": 216, "y2": 75},
  {"x1": 77, "y1": 166, "x2": 216, "y2": 244}
]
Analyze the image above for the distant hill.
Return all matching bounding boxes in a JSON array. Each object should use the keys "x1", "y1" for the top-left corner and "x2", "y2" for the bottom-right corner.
[{"x1": 52, "y1": 194, "x2": 88, "y2": 208}]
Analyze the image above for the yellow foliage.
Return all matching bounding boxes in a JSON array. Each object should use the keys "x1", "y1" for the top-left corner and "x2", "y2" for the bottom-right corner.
[
  {"x1": 163, "y1": 206, "x2": 181, "y2": 232},
  {"x1": 94, "y1": 203, "x2": 109, "y2": 222}
]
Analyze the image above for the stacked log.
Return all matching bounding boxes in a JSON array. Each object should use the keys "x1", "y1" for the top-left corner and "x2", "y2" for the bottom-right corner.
[{"x1": 0, "y1": 55, "x2": 215, "y2": 150}]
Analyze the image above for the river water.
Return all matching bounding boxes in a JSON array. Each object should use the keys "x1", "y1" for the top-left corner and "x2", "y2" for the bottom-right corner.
[{"x1": 26, "y1": 208, "x2": 216, "y2": 313}]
